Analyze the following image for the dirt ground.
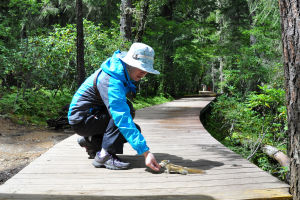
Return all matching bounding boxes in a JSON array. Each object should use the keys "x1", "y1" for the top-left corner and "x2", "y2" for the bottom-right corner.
[{"x1": 0, "y1": 117, "x2": 73, "y2": 185}]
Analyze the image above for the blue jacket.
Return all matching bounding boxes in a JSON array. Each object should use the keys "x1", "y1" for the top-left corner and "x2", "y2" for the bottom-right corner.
[{"x1": 68, "y1": 50, "x2": 149, "y2": 155}]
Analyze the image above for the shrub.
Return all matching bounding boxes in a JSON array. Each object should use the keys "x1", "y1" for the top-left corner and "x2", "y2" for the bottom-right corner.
[{"x1": 203, "y1": 85, "x2": 288, "y2": 180}]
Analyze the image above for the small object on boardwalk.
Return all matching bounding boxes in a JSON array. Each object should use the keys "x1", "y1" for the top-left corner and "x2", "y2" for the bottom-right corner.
[{"x1": 159, "y1": 160, "x2": 205, "y2": 175}]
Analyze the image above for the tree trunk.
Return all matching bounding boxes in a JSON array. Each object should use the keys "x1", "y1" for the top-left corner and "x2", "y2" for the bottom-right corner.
[
  {"x1": 134, "y1": 0, "x2": 150, "y2": 42},
  {"x1": 216, "y1": 0, "x2": 225, "y2": 94},
  {"x1": 161, "y1": 0, "x2": 175, "y2": 96},
  {"x1": 279, "y1": 0, "x2": 300, "y2": 198},
  {"x1": 218, "y1": 57, "x2": 224, "y2": 93},
  {"x1": 211, "y1": 65, "x2": 216, "y2": 93},
  {"x1": 120, "y1": 0, "x2": 133, "y2": 42},
  {"x1": 247, "y1": 0, "x2": 257, "y2": 46},
  {"x1": 76, "y1": 0, "x2": 86, "y2": 87}
]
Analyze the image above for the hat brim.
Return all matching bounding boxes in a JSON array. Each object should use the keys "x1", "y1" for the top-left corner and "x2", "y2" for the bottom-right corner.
[{"x1": 119, "y1": 53, "x2": 160, "y2": 75}]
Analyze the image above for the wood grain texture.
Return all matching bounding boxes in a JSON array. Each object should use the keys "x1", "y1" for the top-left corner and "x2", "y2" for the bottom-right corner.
[{"x1": 0, "y1": 97, "x2": 292, "y2": 200}]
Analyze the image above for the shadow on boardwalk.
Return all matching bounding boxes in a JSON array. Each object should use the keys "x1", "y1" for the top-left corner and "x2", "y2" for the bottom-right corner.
[{"x1": 121, "y1": 153, "x2": 224, "y2": 172}]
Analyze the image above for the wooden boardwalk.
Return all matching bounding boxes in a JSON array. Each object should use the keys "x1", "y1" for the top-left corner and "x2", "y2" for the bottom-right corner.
[{"x1": 0, "y1": 97, "x2": 292, "y2": 200}]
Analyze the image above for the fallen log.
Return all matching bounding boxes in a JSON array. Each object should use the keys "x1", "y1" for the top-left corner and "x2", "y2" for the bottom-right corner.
[{"x1": 262, "y1": 145, "x2": 290, "y2": 168}]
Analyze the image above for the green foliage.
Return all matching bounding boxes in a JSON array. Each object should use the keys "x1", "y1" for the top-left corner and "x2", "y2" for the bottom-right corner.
[
  {"x1": 0, "y1": 19, "x2": 126, "y2": 125},
  {"x1": 202, "y1": 0, "x2": 287, "y2": 182},
  {"x1": 142, "y1": 0, "x2": 217, "y2": 96},
  {"x1": 1, "y1": 20, "x2": 125, "y2": 92},
  {"x1": 220, "y1": 20, "x2": 282, "y2": 95},
  {"x1": 132, "y1": 93, "x2": 173, "y2": 110},
  {"x1": 0, "y1": 88, "x2": 72, "y2": 125},
  {"x1": 0, "y1": 87, "x2": 172, "y2": 125},
  {"x1": 172, "y1": 18, "x2": 217, "y2": 95},
  {"x1": 203, "y1": 85, "x2": 288, "y2": 180}
]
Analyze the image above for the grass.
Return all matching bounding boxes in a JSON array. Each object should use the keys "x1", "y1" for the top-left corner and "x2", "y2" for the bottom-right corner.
[
  {"x1": 132, "y1": 94, "x2": 174, "y2": 110},
  {"x1": 0, "y1": 88, "x2": 173, "y2": 126}
]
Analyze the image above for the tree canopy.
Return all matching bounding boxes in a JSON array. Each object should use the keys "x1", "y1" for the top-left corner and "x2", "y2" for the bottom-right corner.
[{"x1": 0, "y1": 0, "x2": 283, "y2": 96}]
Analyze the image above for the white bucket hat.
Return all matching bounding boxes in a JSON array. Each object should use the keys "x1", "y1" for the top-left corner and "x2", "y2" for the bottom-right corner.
[{"x1": 120, "y1": 43, "x2": 160, "y2": 75}]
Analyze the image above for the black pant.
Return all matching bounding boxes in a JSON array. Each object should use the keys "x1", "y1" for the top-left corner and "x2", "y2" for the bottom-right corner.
[{"x1": 72, "y1": 101, "x2": 140, "y2": 154}]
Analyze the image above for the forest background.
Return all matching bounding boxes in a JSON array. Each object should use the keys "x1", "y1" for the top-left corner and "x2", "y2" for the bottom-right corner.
[{"x1": 0, "y1": 0, "x2": 288, "y2": 182}]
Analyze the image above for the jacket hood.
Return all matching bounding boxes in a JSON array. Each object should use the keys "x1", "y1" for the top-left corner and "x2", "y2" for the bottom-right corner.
[{"x1": 101, "y1": 50, "x2": 136, "y2": 93}]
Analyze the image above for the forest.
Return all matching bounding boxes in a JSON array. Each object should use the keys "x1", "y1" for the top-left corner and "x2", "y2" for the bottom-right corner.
[{"x1": 0, "y1": 0, "x2": 293, "y2": 192}]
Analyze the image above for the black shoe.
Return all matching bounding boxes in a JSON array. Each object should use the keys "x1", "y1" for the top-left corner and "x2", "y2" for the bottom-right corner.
[
  {"x1": 77, "y1": 136, "x2": 101, "y2": 159},
  {"x1": 92, "y1": 152, "x2": 130, "y2": 170}
]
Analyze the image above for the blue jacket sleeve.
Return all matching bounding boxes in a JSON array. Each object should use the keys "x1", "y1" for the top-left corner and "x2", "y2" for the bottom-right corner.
[{"x1": 100, "y1": 76, "x2": 149, "y2": 155}]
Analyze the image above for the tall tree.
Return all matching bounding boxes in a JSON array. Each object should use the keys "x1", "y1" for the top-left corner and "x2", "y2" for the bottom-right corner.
[
  {"x1": 134, "y1": 0, "x2": 150, "y2": 42},
  {"x1": 279, "y1": 0, "x2": 300, "y2": 199},
  {"x1": 76, "y1": 0, "x2": 86, "y2": 87},
  {"x1": 160, "y1": 0, "x2": 176, "y2": 95},
  {"x1": 216, "y1": 0, "x2": 225, "y2": 93},
  {"x1": 120, "y1": 0, "x2": 133, "y2": 42}
]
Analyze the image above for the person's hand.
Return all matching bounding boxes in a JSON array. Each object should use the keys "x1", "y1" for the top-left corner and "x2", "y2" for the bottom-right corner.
[{"x1": 144, "y1": 151, "x2": 161, "y2": 171}]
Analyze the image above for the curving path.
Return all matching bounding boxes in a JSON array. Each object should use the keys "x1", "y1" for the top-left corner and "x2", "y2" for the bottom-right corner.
[{"x1": 0, "y1": 97, "x2": 292, "y2": 200}]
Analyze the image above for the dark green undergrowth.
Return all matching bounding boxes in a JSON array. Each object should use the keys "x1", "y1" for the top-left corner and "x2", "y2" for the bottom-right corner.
[
  {"x1": 0, "y1": 87, "x2": 173, "y2": 126},
  {"x1": 132, "y1": 93, "x2": 173, "y2": 110},
  {"x1": 0, "y1": 87, "x2": 73, "y2": 126},
  {"x1": 202, "y1": 85, "x2": 289, "y2": 182}
]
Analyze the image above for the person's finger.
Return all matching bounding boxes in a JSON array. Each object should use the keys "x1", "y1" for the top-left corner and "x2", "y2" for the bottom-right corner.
[
  {"x1": 153, "y1": 160, "x2": 161, "y2": 169},
  {"x1": 150, "y1": 162, "x2": 160, "y2": 171},
  {"x1": 150, "y1": 164, "x2": 159, "y2": 171}
]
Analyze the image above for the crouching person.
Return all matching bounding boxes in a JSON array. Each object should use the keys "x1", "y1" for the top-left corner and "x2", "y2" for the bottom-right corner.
[{"x1": 68, "y1": 43, "x2": 161, "y2": 172}]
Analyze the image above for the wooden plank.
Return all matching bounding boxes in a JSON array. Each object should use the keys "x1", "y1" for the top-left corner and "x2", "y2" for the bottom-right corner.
[
  {"x1": 0, "y1": 187, "x2": 292, "y2": 200},
  {"x1": 0, "y1": 184, "x2": 291, "y2": 200},
  {"x1": 9, "y1": 169, "x2": 273, "y2": 179},
  {"x1": 0, "y1": 97, "x2": 292, "y2": 200},
  {"x1": 3, "y1": 173, "x2": 282, "y2": 186}
]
